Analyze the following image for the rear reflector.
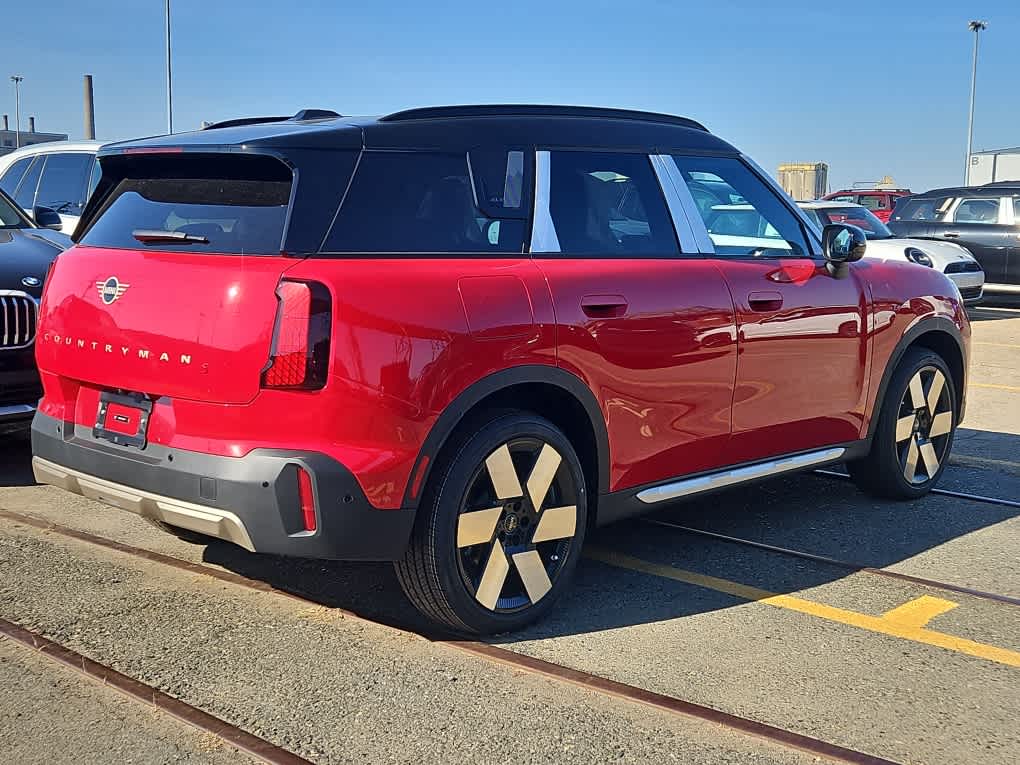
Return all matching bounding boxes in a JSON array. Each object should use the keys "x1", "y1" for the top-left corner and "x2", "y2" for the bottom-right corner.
[
  {"x1": 263, "y1": 280, "x2": 331, "y2": 390},
  {"x1": 297, "y1": 467, "x2": 316, "y2": 532}
]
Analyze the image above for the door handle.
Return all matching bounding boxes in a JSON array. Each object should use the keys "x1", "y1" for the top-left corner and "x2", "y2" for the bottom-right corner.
[
  {"x1": 747, "y1": 291, "x2": 783, "y2": 312},
  {"x1": 942, "y1": 232, "x2": 960, "y2": 239},
  {"x1": 581, "y1": 294, "x2": 628, "y2": 318}
]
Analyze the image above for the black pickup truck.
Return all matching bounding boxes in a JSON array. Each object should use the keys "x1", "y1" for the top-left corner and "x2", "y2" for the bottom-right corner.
[
  {"x1": 0, "y1": 191, "x2": 69, "y2": 435},
  {"x1": 888, "y1": 182, "x2": 1020, "y2": 293}
]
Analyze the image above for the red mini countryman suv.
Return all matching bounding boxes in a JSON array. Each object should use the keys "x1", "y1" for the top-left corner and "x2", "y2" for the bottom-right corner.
[{"x1": 32, "y1": 106, "x2": 969, "y2": 634}]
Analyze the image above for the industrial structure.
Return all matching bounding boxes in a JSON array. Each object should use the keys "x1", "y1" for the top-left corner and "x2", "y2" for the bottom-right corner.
[
  {"x1": 777, "y1": 162, "x2": 828, "y2": 201},
  {"x1": 0, "y1": 115, "x2": 67, "y2": 157},
  {"x1": 968, "y1": 147, "x2": 1020, "y2": 185}
]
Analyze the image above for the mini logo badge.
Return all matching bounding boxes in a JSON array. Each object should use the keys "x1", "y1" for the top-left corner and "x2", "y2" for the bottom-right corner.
[
  {"x1": 96, "y1": 276, "x2": 130, "y2": 305},
  {"x1": 21, "y1": 276, "x2": 41, "y2": 288}
]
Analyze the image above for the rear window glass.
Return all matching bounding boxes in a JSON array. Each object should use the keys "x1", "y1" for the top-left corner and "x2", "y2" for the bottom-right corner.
[
  {"x1": 80, "y1": 156, "x2": 292, "y2": 254},
  {"x1": 322, "y1": 151, "x2": 526, "y2": 254}
]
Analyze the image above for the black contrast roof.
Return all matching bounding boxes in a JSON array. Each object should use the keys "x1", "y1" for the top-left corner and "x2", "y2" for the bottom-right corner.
[
  {"x1": 911, "y1": 183, "x2": 1020, "y2": 198},
  {"x1": 101, "y1": 105, "x2": 735, "y2": 156}
]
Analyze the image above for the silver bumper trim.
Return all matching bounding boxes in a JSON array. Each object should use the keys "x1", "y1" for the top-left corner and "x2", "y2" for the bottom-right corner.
[{"x1": 32, "y1": 456, "x2": 255, "y2": 551}]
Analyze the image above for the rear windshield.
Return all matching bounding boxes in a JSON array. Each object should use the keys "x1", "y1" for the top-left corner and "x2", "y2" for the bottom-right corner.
[{"x1": 80, "y1": 155, "x2": 292, "y2": 254}]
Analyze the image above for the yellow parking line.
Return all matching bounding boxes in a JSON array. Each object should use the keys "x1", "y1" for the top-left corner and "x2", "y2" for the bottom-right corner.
[
  {"x1": 973, "y1": 341, "x2": 1020, "y2": 350},
  {"x1": 951, "y1": 453, "x2": 1020, "y2": 472},
  {"x1": 586, "y1": 548, "x2": 1020, "y2": 668},
  {"x1": 881, "y1": 596, "x2": 958, "y2": 629},
  {"x1": 971, "y1": 382, "x2": 1020, "y2": 393}
]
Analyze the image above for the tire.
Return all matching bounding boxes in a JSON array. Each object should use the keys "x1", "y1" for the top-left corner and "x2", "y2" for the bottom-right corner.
[
  {"x1": 395, "y1": 411, "x2": 588, "y2": 635},
  {"x1": 848, "y1": 347, "x2": 957, "y2": 500},
  {"x1": 143, "y1": 517, "x2": 214, "y2": 545}
]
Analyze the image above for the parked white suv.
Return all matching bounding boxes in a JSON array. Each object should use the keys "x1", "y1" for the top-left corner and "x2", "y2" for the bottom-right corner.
[
  {"x1": 798, "y1": 201, "x2": 985, "y2": 304},
  {"x1": 0, "y1": 141, "x2": 104, "y2": 234}
]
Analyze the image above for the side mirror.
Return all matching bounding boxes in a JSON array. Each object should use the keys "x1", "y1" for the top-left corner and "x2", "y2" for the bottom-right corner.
[
  {"x1": 822, "y1": 223, "x2": 866, "y2": 277},
  {"x1": 32, "y1": 206, "x2": 64, "y2": 231}
]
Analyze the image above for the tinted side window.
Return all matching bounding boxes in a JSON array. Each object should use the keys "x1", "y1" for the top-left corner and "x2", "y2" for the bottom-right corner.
[
  {"x1": 35, "y1": 153, "x2": 93, "y2": 215},
  {"x1": 892, "y1": 196, "x2": 952, "y2": 222},
  {"x1": 323, "y1": 151, "x2": 525, "y2": 253},
  {"x1": 953, "y1": 197, "x2": 1000, "y2": 224},
  {"x1": 13, "y1": 156, "x2": 43, "y2": 210},
  {"x1": 548, "y1": 152, "x2": 678, "y2": 256},
  {"x1": 0, "y1": 156, "x2": 32, "y2": 197},
  {"x1": 857, "y1": 194, "x2": 884, "y2": 210},
  {"x1": 672, "y1": 156, "x2": 809, "y2": 257}
]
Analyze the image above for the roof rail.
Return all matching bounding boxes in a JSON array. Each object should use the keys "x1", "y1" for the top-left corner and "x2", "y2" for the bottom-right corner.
[
  {"x1": 379, "y1": 104, "x2": 708, "y2": 131},
  {"x1": 202, "y1": 109, "x2": 341, "y2": 131}
]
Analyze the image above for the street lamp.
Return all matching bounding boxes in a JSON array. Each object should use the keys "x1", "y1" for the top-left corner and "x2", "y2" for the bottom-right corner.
[
  {"x1": 10, "y1": 76, "x2": 23, "y2": 148},
  {"x1": 165, "y1": 0, "x2": 173, "y2": 134},
  {"x1": 965, "y1": 20, "x2": 988, "y2": 185}
]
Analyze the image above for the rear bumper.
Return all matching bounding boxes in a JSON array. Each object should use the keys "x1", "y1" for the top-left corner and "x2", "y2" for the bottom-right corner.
[{"x1": 31, "y1": 411, "x2": 415, "y2": 561}]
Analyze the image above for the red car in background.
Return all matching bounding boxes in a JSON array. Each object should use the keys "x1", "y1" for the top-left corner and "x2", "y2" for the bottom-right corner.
[{"x1": 822, "y1": 188, "x2": 911, "y2": 222}]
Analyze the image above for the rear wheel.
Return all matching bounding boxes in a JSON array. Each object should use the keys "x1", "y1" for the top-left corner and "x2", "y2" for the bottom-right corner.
[
  {"x1": 395, "y1": 411, "x2": 587, "y2": 635},
  {"x1": 848, "y1": 347, "x2": 956, "y2": 499}
]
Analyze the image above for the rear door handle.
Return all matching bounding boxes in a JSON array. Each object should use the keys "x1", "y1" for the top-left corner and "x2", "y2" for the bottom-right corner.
[
  {"x1": 581, "y1": 294, "x2": 628, "y2": 318},
  {"x1": 942, "y1": 232, "x2": 960, "y2": 239},
  {"x1": 747, "y1": 291, "x2": 783, "y2": 312}
]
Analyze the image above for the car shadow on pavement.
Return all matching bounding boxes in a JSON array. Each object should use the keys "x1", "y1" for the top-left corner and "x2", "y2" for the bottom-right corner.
[
  {"x1": 203, "y1": 450, "x2": 1019, "y2": 641},
  {"x1": 0, "y1": 440, "x2": 37, "y2": 488}
]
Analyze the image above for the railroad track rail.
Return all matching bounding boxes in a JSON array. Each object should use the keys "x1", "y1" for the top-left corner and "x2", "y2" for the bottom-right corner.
[
  {"x1": 0, "y1": 508, "x2": 898, "y2": 765},
  {"x1": 642, "y1": 518, "x2": 1020, "y2": 608},
  {"x1": 814, "y1": 468, "x2": 1020, "y2": 510}
]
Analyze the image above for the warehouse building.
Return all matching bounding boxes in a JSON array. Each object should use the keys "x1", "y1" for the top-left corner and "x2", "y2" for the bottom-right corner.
[
  {"x1": 968, "y1": 147, "x2": 1020, "y2": 185},
  {"x1": 777, "y1": 162, "x2": 828, "y2": 201},
  {"x1": 0, "y1": 116, "x2": 67, "y2": 156}
]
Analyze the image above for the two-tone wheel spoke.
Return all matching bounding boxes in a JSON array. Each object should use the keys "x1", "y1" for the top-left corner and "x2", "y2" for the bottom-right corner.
[
  {"x1": 895, "y1": 414, "x2": 917, "y2": 443},
  {"x1": 925, "y1": 370, "x2": 945, "y2": 417},
  {"x1": 902, "y1": 436, "x2": 920, "y2": 482},
  {"x1": 929, "y1": 411, "x2": 953, "y2": 438},
  {"x1": 908, "y1": 372, "x2": 926, "y2": 409},
  {"x1": 485, "y1": 444, "x2": 523, "y2": 499}
]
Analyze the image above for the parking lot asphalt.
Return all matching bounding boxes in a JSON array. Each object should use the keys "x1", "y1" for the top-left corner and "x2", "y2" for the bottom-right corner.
[{"x1": 1, "y1": 304, "x2": 1018, "y2": 764}]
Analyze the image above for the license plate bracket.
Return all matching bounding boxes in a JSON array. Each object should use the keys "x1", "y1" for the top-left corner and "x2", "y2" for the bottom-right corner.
[{"x1": 93, "y1": 392, "x2": 153, "y2": 448}]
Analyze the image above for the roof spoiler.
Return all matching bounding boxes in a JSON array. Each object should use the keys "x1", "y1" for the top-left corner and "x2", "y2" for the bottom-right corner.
[{"x1": 201, "y1": 109, "x2": 341, "y2": 131}]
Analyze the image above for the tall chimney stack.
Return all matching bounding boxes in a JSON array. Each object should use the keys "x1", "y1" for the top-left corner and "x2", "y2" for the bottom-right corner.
[
  {"x1": 2, "y1": 115, "x2": 7, "y2": 131},
  {"x1": 83, "y1": 74, "x2": 96, "y2": 140},
  {"x1": 28, "y1": 116, "x2": 35, "y2": 133}
]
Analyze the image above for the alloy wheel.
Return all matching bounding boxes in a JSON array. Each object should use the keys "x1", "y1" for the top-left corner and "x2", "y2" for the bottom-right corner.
[
  {"x1": 895, "y1": 366, "x2": 954, "y2": 485},
  {"x1": 455, "y1": 438, "x2": 579, "y2": 612}
]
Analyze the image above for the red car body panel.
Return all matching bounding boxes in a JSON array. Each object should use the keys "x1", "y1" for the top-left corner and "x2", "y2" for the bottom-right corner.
[{"x1": 36, "y1": 239, "x2": 970, "y2": 516}]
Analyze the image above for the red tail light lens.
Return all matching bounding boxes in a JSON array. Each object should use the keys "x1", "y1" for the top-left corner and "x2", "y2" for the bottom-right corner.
[
  {"x1": 297, "y1": 467, "x2": 317, "y2": 532},
  {"x1": 263, "y1": 280, "x2": 331, "y2": 390}
]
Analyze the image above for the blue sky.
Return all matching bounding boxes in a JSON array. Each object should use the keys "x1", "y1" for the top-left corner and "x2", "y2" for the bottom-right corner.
[{"x1": 4, "y1": 1, "x2": 1017, "y2": 192}]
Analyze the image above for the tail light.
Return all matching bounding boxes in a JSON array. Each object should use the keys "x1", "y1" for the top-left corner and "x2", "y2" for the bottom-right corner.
[
  {"x1": 263, "y1": 280, "x2": 331, "y2": 389},
  {"x1": 297, "y1": 467, "x2": 317, "y2": 532}
]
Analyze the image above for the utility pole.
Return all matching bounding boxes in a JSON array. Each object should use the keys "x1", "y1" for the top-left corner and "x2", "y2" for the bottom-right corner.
[
  {"x1": 84, "y1": 74, "x2": 96, "y2": 139},
  {"x1": 965, "y1": 20, "x2": 988, "y2": 185},
  {"x1": 165, "y1": 0, "x2": 173, "y2": 134},
  {"x1": 10, "y1": 76, "x2": 23, "y2": 148}
]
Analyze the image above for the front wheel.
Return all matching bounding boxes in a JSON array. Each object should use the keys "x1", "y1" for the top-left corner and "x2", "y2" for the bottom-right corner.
[
  {"x1": 395, "y1": 412, "x2": 587, "y2": 635},
  {"x1": 848, "y1": 347, "x2": 957, "y2": 499}
]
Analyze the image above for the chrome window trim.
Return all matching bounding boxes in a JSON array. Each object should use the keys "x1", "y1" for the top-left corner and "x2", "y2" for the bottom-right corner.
[
  {"x1": 740, "y1": 153, "x2": 823, "y2": 254},
  {"x1": 656, "y1": 154, "x2": 715, "y2": 254},
  {"x1": 649, "y1": 154, "x2": 700, "y2": 253},
  {"x1": 529, "y1": 150, "x2": 560, "y2": 253}
]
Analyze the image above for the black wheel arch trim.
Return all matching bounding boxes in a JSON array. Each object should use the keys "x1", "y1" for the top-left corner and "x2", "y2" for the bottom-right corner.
[
  {"x1": 401, "y1": 365, "x2": 610, "y2": 509},
  {"x1": 866, "y1": 315, "x2": 967, "y2": 442}
]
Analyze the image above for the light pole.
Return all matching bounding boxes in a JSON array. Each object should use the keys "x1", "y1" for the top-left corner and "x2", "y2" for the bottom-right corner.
[
  {"x1": 165, "y1": 0, "x2": 173, "y2": 134},
  {"x1": 10, "y1": 76, "x2": 23, "y2": 148},
  {"x1": 965, "y1": 20, "x2": 988, "y2": 185}
]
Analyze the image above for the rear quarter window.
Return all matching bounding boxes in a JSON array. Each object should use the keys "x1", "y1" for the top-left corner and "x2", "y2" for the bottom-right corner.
[
  {"x1": 321, "y1": 150, "x2": 527, "y2": 254},
  {"x1": 891, "y1": 197, "x2": 953, "y2": 222}
]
